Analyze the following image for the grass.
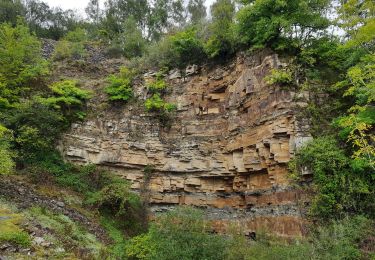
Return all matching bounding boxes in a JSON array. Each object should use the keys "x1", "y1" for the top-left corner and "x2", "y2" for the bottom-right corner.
[
  {"x1": 0, "y1": 202, "x2": 31, "y2": 248},
  {"x1": 100, "y1": 214, "x2": 128, "y2": 260},
  {"x1": 26, "y1": 206, "x2": 108, "y2": 259}
]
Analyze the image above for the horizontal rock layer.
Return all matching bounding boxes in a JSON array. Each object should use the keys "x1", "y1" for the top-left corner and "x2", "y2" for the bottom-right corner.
[{"x1": 60, "y1": 51, "x2": 312, "y2": 237}]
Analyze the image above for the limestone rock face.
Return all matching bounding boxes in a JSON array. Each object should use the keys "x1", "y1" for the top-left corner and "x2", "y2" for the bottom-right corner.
[{"x1": 60, "y1": 52, "x2": 312, "y2": 237}]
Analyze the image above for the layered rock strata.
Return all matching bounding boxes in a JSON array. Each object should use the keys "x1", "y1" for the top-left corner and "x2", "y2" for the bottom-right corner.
[{"x1": 61, "y1": 51, "x2": 312, "y2": 237}]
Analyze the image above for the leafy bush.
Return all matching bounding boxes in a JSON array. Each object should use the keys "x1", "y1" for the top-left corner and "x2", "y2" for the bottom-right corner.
[
  {"x1": 125, "y1": 207, "x2": 227, "y2": 260},
  {"x1": 236, "y1": 0, "x2": 330, "y2": 50},
  {"x1": 144, "y1": 94, "x2": 176, "y2": 113},
  {"x1": 0, "y1": 125, "x2": 14, "y2": 175},
  {"x1": 170, "y1": 28, "x2": 206, "y2": 68},
  {"x1": 265, "y1": 68, "x2": 294, "y2": 86},
  {"x1": 309, "y1": 215, "x2": 372, "y2": 260},
  {"x1": 53, "y1": 28, "x2": 87, "y2": 61},
  {"x1": 41, "y1": 80, "x2": 92, "y2": 120},
  {"x1": 119, "y1": 17, "x2": 146, "y2": 58},
  {"x1": 104, "y1": 67, "x2": 134, "y2": 102},
  {"x1": 144, "y1": 36, "x2": 179, "y2": 69},
  {"x1": 291, "y1": 136, "x2": 374, "y2": 219},
  {"x1": 204, "y1": 0, "x2": 236, "y2": 58},
  {"x1": 1, "y1": 100, "x2": 66, "y2": 163},
  {"x1": 146, "y1": 75, "x2": 168, "y2": 94},
  {"x1": 0, "y1": 21, "x2": 48, "y2": 108},
  {"x1": 27, "y1": 206, "x2": 106, "y2": 258}
]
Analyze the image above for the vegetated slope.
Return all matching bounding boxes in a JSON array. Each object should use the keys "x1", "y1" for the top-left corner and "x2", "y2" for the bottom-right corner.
[
  {"x1": 0, "y1": 0, "x2": 374, "y2": 259},
  {"x1": 0, "y1": 175, "x2": 108, "y2": 259}
]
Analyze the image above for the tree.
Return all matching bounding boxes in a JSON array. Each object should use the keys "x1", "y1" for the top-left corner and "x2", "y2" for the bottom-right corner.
[
  {"x1": 0, "y1": 21, "x2": 48, "y2": 108},
  {"x1": 0, "y1": 0, "x2": 25, "y2": 25},
  {"x1": 335, "y1": 0, "x2": 375, "y2": 170},
  {"x1": 187, "y1": 0, "x2": 206, "y2": 24},
  {"x1": 204, "y1": 0, "x2": 235, "y2": 58},
  {"x1": 119, "y1": 17, "x2": 146, "y2": 58},
  {"x1": 236, "y1": 0, "x2": 331, "y2": 50},
  {"x1": 0, "y1": 125, "x2": 14, "y2": 175},
  {"x1": 170, "y1": 27, "x2": 206, "y2": 67},
  {"x1": 85, "y1": 0, "x2": 101, "y2": 24}
]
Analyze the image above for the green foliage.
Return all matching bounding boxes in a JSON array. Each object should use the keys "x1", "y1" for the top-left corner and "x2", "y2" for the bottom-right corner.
[
  {"x1": 53, "y1": 28, "x2": 87, "y2": 61},
  {"x1": 1, "y1": 100, "x2": 66, "y2": 163},
  {"x1": 41, "y1": 80, "x2": 91, "y2": 121},
  {"x1": 0, "y1": 124, "x2": 14, "y2": 175},
  {"x1": 105, "y1": 67, "x2": 134, "y2": 102},
  {"x1": 144, "y1": 37, "x2": 179, "y2": 69},
  {"x1": 334, "y1": 53, "x2": 375, "y2": 170},
  {"x1": 236, "y1": 0, "x2": 330, "y2": 50},
  {"x1": 170, "y1": 28, "x2": 206, "y2": 67},
  {"x1": 86, "y1": 181, "x2": 141, "y2": 218},
  {"x1": 292, "y1": 137, "x2": 374, "y2": 219},
  {"x1": 100, "y1": 215, "x2": 128, "y2": 259},
  {"x1": 146, "y1": 75, "x2": 168, "y2": 93},
  {"x1": 126, "y1": 209, "x2": 373, "y2": 260},
  {"x1": 145, "y1": 93, "x2": 176, "y2": 113},
  {"x1": 204, "y1": 0, "x2": 235, "y2": 58},
  {"x1": 265, "y1": 68, "x2": 294, "y2": 86},
  {"x1": 125, "y1": 233, "x2": 156, "y2": 260},
  {"x1": 0, "y1": 207, "x2": 31, "y2": 247},
  {"x1": 27, "y1": 206, "x2": 106, "y2": 258},
  {"x1": 125, "y1": 207, "x2": 227, "y2": 260},
  {"x1": 0, "y1": 21, "x2": 48, "y2": 108},
  {"x1": 120, "y1": 17, "x2": 146, "y2": 58},
  {"x1": 0, "y1": 0, "x2": 25, "y2": 25},
  {"x1": 308, "y1": 215, "x2": 372, "y2": 260}
]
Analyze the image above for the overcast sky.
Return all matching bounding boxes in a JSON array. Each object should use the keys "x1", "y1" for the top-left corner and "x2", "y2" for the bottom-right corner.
[{"x1": 43, "y1": 0, "x2": 216, "y2": 14}]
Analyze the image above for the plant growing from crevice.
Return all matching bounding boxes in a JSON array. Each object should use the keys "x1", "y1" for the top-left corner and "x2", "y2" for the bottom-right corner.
[
  {"x1": 144, "y1": 72, "x2": 177, "y2": 127},
  {"x1": 105, "y1": 66, "x2": 135, "y2": 102}
]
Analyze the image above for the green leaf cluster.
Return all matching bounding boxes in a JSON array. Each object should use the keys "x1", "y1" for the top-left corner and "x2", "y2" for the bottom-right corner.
[
  {"x1": 41, "y1": 80, "x2": 92, "y2": 120},
  {"x1": 105, "y1": 66, "x2": 134, "y2": 102},
  {"x1": 0, "y1": 21, "x2": 48, "y2": 108},
  {"x1": 236, "y1": 0, "x2": 330, "y2": 50},
  {"x1": 53, "y1": 28, "x2": 88, "y2": 61},
  {"x1": 292, "y1": 137, "x2": 374, "y2": 220}
]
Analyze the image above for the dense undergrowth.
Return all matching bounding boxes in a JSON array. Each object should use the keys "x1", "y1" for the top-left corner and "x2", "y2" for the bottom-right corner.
[{"x1": 0, "y1": 0, "x2": 374, "y2": 259}]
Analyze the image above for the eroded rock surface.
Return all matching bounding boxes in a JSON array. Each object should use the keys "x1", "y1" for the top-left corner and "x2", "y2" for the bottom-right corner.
[{"x1": 60, "y1": 52, "x2": 312, "y2": 237}]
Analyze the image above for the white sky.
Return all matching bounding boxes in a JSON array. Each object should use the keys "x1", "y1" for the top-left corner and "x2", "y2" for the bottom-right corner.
[{"x1": 43, "y1": 0, "x2": 216, "y2": 13}]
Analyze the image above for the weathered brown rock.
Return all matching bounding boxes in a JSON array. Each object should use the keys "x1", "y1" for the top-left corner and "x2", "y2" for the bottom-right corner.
[{"x1": 60, "y1": 52, "x2": 312, "y2": 237}]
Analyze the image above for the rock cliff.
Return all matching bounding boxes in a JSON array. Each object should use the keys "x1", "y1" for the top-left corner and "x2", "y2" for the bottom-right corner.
[{"x1": 60, "y1": 51, "x2": 312, "y2": 237}]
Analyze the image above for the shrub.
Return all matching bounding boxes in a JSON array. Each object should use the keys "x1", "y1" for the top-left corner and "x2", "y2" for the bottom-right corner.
[
  {"x1": 42, "y1": 80, "x2": 92, "y2": 121},
  {"x1": 104, "y1": 67, "x2": 134, "y2": 102},
  {"x1": 27, "y1": 206, "x2": 106, "y2": 258},
  {"x1": 0, "y1": 125, "x2": 14, "y2": 175},
  {"x1": 0, "y1": 21, "x2": 48, "y2": 107},
  {"x1": 125, "y1": 207, "x2": 227, "y2": 260},
  {"x1": 265, "y1": 68, "x2": 294, "y2": 86},
  {"x1": 146, "y1": 76, "x2": 168, "y2": 94},
  {"x1": 204, "y1": 0, "x2": 236, "y2": 58},
  {"x1": 144, "y1": 94, "x2": 176, "y2": 113},
  {"x1": 170, "y1": 28, "x2": 206, "y2": 68},
  {"x1": 1, "y1": 100, "x2": 67, "y2": 163},
  {"x1": 85, "y1": 176, "x2": 146, "y2": 235},
  {"x1": 309, "y1": 215, "x2": 372, "y2": 260},
  {"x1": 53, "y1": 28, "x2": 87, "y2": 61},
  {"x1": 144, "y1": 37, "x2": 179, "y2": 69},
  {"x1": 292, "y1": 136, "x2": 374, "y2": 219},
  {"x1": 236, "y1": 0, "x2": 330, "y2": 50}
]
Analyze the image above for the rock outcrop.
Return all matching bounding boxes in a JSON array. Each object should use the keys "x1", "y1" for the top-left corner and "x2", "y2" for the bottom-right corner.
[{"x1": 60, "y1": 51, "x2": 312, "y2": 237}]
